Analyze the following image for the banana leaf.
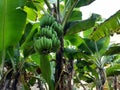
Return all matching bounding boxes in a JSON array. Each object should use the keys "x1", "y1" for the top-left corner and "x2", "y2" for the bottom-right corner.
[
  {"x1": 65, "y1": 13, "x2": 101, "y2": 35},
  {"x1": 0, "y1": 0, "x2": 27, "y2": 51},
  {"x1": 0, "y1": 0, "x2": 27, "y2": 65},
  {"x1": 91, "y1": 10, "x2": 120, "y2": 41}
]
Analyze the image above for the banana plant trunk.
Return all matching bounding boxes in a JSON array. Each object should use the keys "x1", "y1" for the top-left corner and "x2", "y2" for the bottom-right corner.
[
  {"x1": 55, "y1": 37, "x2": 74, "y2": 90},
  {"x1": 67, "y1": 59, "x2": 74, "y2": 90},
  {"x1": 97, "y1": 67, "x2": 108, "y2": 90},
  {"x1": 55, "y1": 37, "x2": 64, "y2": 90}
]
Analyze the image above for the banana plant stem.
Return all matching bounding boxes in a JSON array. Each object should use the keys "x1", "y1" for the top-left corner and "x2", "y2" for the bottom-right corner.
[{"x1": 62, "y1": 0, "x2": 79, "y2": 28}]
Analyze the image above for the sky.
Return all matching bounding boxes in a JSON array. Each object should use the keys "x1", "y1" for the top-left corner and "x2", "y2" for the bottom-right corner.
[
  {"x1": 81, "y1": 0, "x2": 120, "y2": 43},
  {"x1": 81, "y1": 0, "x2": 120, "y2": 19}
]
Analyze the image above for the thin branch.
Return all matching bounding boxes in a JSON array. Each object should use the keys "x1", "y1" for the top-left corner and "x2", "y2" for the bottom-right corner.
[
  {"x1": 62, "y1": 0, "x2": 79, "y2": 28},
  {"x1": 76, "y1": 75, "x2": 86, "y2": 90},
  {"x1": 44, "y1": 0, "x2": 51, "y2": 11}
]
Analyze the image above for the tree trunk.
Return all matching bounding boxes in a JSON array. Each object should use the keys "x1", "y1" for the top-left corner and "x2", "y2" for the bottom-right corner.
[{"x1": 97, "y1": 68, "x2": 106, "y2": 90}]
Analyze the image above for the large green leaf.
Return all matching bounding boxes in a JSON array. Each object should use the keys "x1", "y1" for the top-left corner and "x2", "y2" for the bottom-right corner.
[
  {"x1": 65, "y1": 13, "x2": 101, "y2": 35},
  {"x1": 0, "y1": 0, "x2": 27, "y2": 51},
  {"x1": 91, "y1": 10, "x2": 120, "y2": 41}
]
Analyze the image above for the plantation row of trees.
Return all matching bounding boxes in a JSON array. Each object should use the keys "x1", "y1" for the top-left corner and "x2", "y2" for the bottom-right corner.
[{"x1": 0, "y1": 0, "x2": 120, "y2": 90}]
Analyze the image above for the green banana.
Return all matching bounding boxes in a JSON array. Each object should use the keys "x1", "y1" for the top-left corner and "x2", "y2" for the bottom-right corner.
[
  {"x1": 40, "y1": 14, "x2": 55, "y2": 27},
  {"x1": 49, "y1": 39, "x2": 52, "y2": 50},
  {"x1": 43, "y1": 36, "x2": 46, "y2": 49},
  {"x1": 46, "y1": 39, "x2": 50, "y2": 49}
]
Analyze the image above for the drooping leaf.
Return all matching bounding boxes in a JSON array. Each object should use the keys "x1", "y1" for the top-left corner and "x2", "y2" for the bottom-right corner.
[
  {"x1": 105, "y1": 43, "x2": 120, "y2": 55},
  {"x1": 76, "y1": 0, "x2": 95, "y2": 8},
  {"x1": 91, "y1": 10, "x2": 120, "y2": 41},
  {"x1": 65, "y1": 13, "x2": 101, "y2": 35},
  {"x1": 0, "y1": 0, "x2": 27, "y2": 51}
]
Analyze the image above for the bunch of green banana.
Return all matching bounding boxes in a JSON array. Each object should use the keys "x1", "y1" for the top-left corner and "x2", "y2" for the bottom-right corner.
[
  {"x1": 40, "y1": 14, "x2": 55, "y2": 28},
  {"x1": 34, "y1": 14, "x2": 63, "y2": 54},
  {"x1": 51, "y1": 21, "x2": 63, "y2": 38},
  {"x1": 34, "y1": 36, "x2": 52, "y2": 54}
]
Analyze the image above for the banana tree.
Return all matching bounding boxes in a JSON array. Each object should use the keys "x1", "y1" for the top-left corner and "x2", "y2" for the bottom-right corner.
[
  {"x1": 28, "y1": 0, "x2": 99, "y2": 90},
  {"x1": 0, "y1": 0, "x2": 120, "y2": 90}
]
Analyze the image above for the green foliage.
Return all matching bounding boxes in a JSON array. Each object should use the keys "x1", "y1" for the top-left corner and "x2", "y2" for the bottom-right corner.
[
  {"x1": 105, "y1": 43, "x2": 120, "y2": 55},
  {"x1": 78, "y1": 36, "x2": 110, "y2": 55},
  {"x1": 76, "y1": 59, "x2": 97, "y2": 83},
  {"x1": 106, "y1": 64, "x2": 120, "y2": 76}
]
